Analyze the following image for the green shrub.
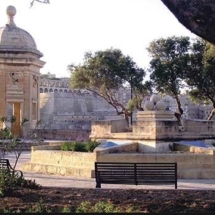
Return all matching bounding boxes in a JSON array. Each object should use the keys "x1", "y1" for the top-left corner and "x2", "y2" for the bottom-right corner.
[
  {"x1": 19, "y1": 178, "x2": 41, "y2": 189},
  {"x1": 0, "y1": 170, "x2": 13, "y2": 197},
  {"x1": 0, "y1": 200, "x2": 138, "y2": 213},
  {"x1": 60, "y1": 140, "x2": 100, "y2": 152},
  {"x1": 61, "y1": 206, "x2": 72, "y2": 213},
  {"x1": 76, "y1": 200, "x2": 128, "y2": 213},
  {"x1": 85, "y1": 139, "x2": 100, "y2": 152},
  {"x1": 76, "y1": 201, "x2": 92, "y2": 213},
  {"x1": 0, "y1": 170, "x2": 24, "y2": 197},
  {"x1": 25, "y1": 198, "x2": 52, "y2": 213},
  {"x1": 60, "y1": 141, "x2": 86, "y2": 152},
  {"x1": 0, "y1": 170, "x2": 41, "y2": 197}
]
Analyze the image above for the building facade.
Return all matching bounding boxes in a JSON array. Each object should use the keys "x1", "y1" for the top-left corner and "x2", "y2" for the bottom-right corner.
[{"x1": 0, "y1": 6, "x2": 45, "y2": 137}]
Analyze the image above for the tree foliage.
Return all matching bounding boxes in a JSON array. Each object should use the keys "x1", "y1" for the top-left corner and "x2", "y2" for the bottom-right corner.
[
  {"x1": 127, "y1": 81, "x2": 153, "y2": 112},
  {"x1": 0, "y1": 116, "x2": 44, "y2": 171},
  {"x1": 68, "y1": 48, "x2": 147, "y2": 126},
  {"x1": 161, "y1": 0, "x2": 215, "y2": 45},
  {"x1": 184, "y1": 39, "x2": 215, "y2": 120},
  {"x1": 147, "y1": 36, "x2": 191, "y2": 124}
]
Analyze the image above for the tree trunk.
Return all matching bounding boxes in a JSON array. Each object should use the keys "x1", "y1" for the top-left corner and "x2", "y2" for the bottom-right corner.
[
  {"x1": 117, "y1": 109, "x2": 131, "y2": 128},
  {"x1": 174, "y1": 95, "x2": 183, "y2": 126},
  {"x1": 161, "y1": 0, "x2": 215, "y2": 45},
  {"x1": 207, "y1": 108, "x2": 215, "y2": 120}
]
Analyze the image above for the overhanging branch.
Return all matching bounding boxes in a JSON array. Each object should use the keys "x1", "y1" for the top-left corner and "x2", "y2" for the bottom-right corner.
[{"x1": 30, "y1": 0, "x2": 50, "y2": 7}]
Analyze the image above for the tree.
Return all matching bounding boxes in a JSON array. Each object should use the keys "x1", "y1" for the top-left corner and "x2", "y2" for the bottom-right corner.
[
  {"x1": 127, "y1": 81, "x2": 153, "y2": 112},
  {"x1": 161, "y1": 0, "x2": 215, "y2": 45},
  {"x1": 68, "y1": 48, "x2": 146, "y2": 127},
  {"x1": 184, "y1": 38, "x2": 215, "y2": 120},
  {"x1": 0, "y1": 116, "x2": 43, "y2": 197},
  {"x1": 30, "y1": 0, "x2": 50, "y2": 7},
  {"x1": 0, "y1": 117, "x2": 44, "y2": 169},
  {"x1": 147, "y1": 36, "x2": 191, "y2": 125}
]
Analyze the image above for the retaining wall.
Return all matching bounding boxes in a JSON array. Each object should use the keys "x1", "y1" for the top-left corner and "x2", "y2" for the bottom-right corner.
[{"x1": 23, "y1": 142, "x2": 215, "y2": 179}]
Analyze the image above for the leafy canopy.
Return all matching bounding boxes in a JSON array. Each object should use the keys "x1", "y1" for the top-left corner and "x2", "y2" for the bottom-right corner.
[
  {"x1": 183, "y1": 39, "x2": 215, "y2": 120},
  {"x1": 68, "y1": 48, "x2": 146, "y2": 120},
  {"x1": 147, "y1": 36, "x2": 190, "y2": 97}
]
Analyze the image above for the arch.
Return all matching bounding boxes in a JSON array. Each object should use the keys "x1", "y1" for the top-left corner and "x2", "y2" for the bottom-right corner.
[
  {"x1": 54, "y1": 89, "x2": 58, "y2": 92},
  {"x1": 59, "y1": 89, "x2": 63, "y2": 92},
  {"x1": 44, "y1": 88, "x2": 48, "y2": 93},
  {"x1": 64, "y1": 89, "x2": 67, "y2": 93},
  {"x1": 40, "y1": 88, "x2": 43, "y2": 93},
  {"x1": 49, "y1": 88, "x2": 53, "y2": 92}
]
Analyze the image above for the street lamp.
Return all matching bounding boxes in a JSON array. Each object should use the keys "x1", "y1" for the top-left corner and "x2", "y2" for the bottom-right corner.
[
  {"x1": 130, "y1": 76, "x2": 133, "y2": 125},
  {"x1": 130, "y1": 86, "x2": 133, "y2": 125}
]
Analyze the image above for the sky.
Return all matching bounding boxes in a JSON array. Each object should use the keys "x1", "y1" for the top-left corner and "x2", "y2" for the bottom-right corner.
[{"x1": 0, "y1": 0, "x2": 197, "y2": 78}]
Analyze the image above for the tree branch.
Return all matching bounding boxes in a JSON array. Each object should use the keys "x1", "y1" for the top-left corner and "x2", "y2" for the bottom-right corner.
[
  {"x1": 161, "y1": 0, "x2": 215, "y2": 45},
  {"x1": 30, "y1": 0, "x2": 50, "y2": 7}
]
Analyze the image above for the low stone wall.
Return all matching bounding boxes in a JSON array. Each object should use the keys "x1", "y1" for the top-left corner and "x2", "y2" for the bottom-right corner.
[
  {"x1": 90, "y1": 117, "x2": 215, "y2": 140},
  {"x1": 23, "y1": 141, "x2": 215, "y2": 179},
  {"x1": 23, "y1": 147, "x2": 96, "y2": 178},
  {"x1": 173, "y1": 143, "x2": 215, "y2": 154},
  {"x1": 95, "y1": 142, "x2": 138, "y2": 154},
  {"x1": 35, "y1": 129, "x2": 90, "y2": 141},
  {"x1": 90, "y1": 119, "x2": 127, "y2": 138},
  {"x1": 97, "y1": 151, "x2": 215, "y2": 179},
  {"x1": 138, "y1": 140, "x2": 173, "y2": 153},
  {"x1": 133, "y1": 119, "x2": 179, "y2": 139},
  {"x1": 184, "y1": 119, "x2": 215, "y2": 135}
]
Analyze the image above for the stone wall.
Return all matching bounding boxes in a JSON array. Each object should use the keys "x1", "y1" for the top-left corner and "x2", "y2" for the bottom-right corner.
[
  {"x1": 23, "y1": 142, "x2": 215, "y2": 179},
  {"x1": 35, "y1": 129, "x2": 90, "y2": 141},
  {"x1": 39, "y1": 92, "x2": 117, "y2": 130},
  {"x1": 96, "y1": 153, "x2": 215, "y2": 179},
  {"x1": 90, "y1": 117, "x2": 215, "y2": 141},
  {"x1": 90, "y1": 119, "x2": 127, "y2": 138},
  {"x1": 23, "y1": 149, "x2": 96, "y2": 178},
  {"x1": 184, "y1": 119, "x2": 215, "y2": 134}
]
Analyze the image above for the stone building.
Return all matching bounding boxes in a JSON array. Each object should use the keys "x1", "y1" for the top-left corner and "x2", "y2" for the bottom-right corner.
[
  {"x1": 39, "y1": 73, "x2": 131, "y2": 106},
  {"x1": 0, "y1": 6, "x2": 45, "y2": 137},
  {"x1": 39, "y1": 73, "x2": 215, "y2": 132},
  {"x1": 38, "y1": 73, "x2": 133, "y2": 130},
  {"x1": 162, "y1": 94, "x2": 215, "y2": 120}
]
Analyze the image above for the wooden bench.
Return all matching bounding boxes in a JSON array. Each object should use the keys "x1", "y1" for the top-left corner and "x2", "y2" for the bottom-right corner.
[
  {"x1": 95, "y1": 162, "x2": 177, "y2": 189},
  {"x1": 0, "y1": 158, "x2": 23, "y2": 179}
]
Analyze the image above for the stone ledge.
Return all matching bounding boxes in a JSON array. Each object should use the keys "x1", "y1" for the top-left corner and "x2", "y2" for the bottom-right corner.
[{"x1": 22, "y1": 163, "x2": 94, "y2": 178}]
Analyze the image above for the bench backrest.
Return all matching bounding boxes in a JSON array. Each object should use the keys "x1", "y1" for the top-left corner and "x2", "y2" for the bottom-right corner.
[
  {"x1": 0, "y1": 159, "x2": 11, "y2": 170},
  {"x1": 95, "y1": 162, "x2": 177, "y2": 186},
  {"x1": 95, "y1": 162, "x2": 136, "y2": 184}
]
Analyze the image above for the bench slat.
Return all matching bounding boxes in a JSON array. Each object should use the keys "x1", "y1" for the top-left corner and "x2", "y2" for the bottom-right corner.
[
  {"x1": 0, "y1": 158, "x2": 23, "y2": 179},
  {"x1": 95, "y1": 162, "x2": 177, "y2": 189}
]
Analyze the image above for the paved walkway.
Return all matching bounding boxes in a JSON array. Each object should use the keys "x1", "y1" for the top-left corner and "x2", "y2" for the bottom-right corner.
[{"x1": 4, "y1": 151, "x2": 215, "y2": 190}]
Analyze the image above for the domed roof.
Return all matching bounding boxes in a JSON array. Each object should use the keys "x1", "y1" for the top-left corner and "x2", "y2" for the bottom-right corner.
[{"x1": 0, "y1": 5, "x2": 43, "y2": 57}]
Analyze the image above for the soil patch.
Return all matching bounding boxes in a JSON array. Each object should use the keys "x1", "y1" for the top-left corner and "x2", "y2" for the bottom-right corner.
[{"x1": 1, "y1": 187, "x2": 215, "y2": 213}]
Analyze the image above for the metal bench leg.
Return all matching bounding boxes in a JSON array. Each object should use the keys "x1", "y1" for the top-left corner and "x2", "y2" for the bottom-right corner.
[{"x1": 96, "y1": 182, "x2": 101, "y2": 188}]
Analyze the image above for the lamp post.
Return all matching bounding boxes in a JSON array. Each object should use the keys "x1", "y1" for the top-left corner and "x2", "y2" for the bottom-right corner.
[
  {"x1": 130, "y1": 75, "x2": 133, "y2": 126},
  {"x1": 130, "y1": 85, "x2": 133, "y2": 125}
]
